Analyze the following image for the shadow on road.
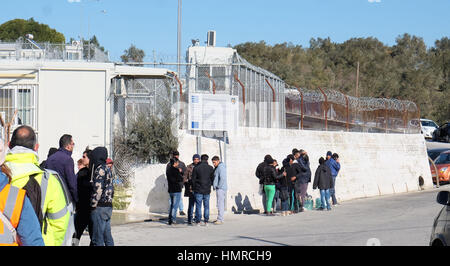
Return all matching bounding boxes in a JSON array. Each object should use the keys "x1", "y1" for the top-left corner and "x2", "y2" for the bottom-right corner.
[{"x1": 237, "y1": 235, "x2": 290, "y2": 246}]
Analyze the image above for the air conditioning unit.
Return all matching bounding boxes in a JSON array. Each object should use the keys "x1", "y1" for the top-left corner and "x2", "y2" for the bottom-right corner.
[{"x1": 207, "y1": 31, "x2": 216, "y2": 47}]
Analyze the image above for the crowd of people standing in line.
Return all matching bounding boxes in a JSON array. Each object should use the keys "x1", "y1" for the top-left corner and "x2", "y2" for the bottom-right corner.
[
  {"x1": 256, "y1": 149, "x2": 341, "y2": 216},
  {"x1": 165, "y1": 151, "x2": 227, "y2": 226},
  {"x1": 0, "y1": 125, "x2": 115, "y2": 246}
]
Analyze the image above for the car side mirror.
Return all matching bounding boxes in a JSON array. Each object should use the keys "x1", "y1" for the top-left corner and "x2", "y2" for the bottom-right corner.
[{"x1": 436, "y1": 191, "x2": 450, "y2": 206}]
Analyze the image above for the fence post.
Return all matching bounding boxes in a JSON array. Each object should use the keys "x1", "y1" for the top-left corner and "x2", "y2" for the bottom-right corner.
[
  {"x1": 296, "y1": 87, "x2": 304, "y2": 130},
  {"x1": 265, "y1": 79, "x2": 276, "y2": 124},
  {"x1": 344, "y1": 93, "x2": 349, "y2": 132},
  {"x1": 170, "y1": 72, "x2": 184, "y2": 129},
  {"x1": 234, "y1": 73, "x2": 246, "y2": 125},
  {"x1": 384, "y1": 99, "x2": 388, "y2": 133},
  {"x1": 401, "y1": 100, "x2": 407, "y2": 133},
  {"x1": 318, "y1": 87, "x2": 328, "y2": 131}
]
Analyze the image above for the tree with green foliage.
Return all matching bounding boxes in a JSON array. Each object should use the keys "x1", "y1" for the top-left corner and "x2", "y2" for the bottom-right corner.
[
  {"x1": 235, "y1": 34, "x2": 448, "y2": 124},
  {"x1": 120, "y1": 44, "x2": 145, "y2": 63},
  {"x1": 0, "y1": 18, "x2": 65, "y2": 43}
]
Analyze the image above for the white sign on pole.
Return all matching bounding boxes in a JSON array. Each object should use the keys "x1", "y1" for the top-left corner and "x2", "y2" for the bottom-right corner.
[{"x1": 188, "y1": 93, "x2": 238, "y2": 131}]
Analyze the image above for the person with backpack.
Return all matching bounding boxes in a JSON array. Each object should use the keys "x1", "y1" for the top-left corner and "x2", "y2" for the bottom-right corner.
[
  {"x1": 313, "y1": 157, "x2": 334, "y2": 211},
  {"x1": 0, "y1": 139, "x2": 44, "y2": 246},
  {"x1": 89, "y1": 146, "x2": 114, "y2": 246},
  {"x1": 4, "y1": 125, "x2": 71, "y2": 246},
  {"x1": 72, "y1": 148, "x2": 93, "y2": 246}
]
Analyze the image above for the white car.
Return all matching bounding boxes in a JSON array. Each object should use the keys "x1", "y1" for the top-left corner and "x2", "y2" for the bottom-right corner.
[{"x1": 421, "y1": 119, "x2": 438, "y2": 139}]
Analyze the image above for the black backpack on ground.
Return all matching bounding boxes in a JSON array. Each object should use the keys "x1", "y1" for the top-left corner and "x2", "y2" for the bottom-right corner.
[{"x1": 22, "y1": 173, "x2": 44, "y2": 230}]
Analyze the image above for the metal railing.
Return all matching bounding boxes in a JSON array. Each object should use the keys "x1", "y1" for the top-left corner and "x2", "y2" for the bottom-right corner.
[{"x1": 0, "y1": 40, "x2": 109, "y2": 62}]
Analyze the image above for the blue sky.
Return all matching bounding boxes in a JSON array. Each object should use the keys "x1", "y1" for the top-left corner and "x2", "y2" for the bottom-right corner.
[{"x1": 0, "y1": 0, "x2": 449, "y2": 62}]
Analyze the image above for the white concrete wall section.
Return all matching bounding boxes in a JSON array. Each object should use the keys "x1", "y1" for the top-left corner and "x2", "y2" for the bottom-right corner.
[{"x1": 126, "y1": 127, "x2": 432, "y2": 214}]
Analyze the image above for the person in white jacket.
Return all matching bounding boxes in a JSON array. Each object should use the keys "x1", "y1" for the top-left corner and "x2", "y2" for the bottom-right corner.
[{"x1": 212, "y1": 156, "x2": 227, "y2": 225}]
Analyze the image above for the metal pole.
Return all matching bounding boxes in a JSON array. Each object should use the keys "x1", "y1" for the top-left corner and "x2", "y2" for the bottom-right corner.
[
  {"x1": 223, "y1": 131, "x2": 227, "y2": 165},
  {"x1": 234, "y1": 73, "x2": 246, "y2": 123},
  {"x1": 318, "y1": 87, "x2": 328, "y2": 131},
  {"x1": 264, "y1": 79, "x2": 276, "y2": 121},
  {"x1": 356, "y1": 61, "x2": 360, "y2": 97},
  {"x1": 177, "y1": 0, "x2": 182, "y2": 76}
]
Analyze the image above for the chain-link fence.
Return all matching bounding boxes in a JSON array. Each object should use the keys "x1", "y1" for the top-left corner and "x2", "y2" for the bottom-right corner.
[
  {"x1": 285, "y1": 87, "x2": 420, "y2": 133},
  {"x1": 110, "y1": 74, "x2": 179, "y2": 185}
]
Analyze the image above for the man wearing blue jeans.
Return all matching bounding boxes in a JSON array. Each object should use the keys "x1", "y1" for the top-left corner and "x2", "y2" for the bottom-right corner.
[
  {"x1": 212, "y1": 156, "x2": 227, "y2": 225},
  {"x1": 192, "y1": 154, "x2": 214, "y2": 226},
  {"x1": 326, "y1": 152, "x2": 341, "y2": 205},
  {"x1": 167, "y1": 151, "x2": 187, "y2": 216},
  {"x1": 166, "y1": 158, "x2": 184, "y2": 225},
  {"x1": 169, "y1": 192, "x2": 182, "y2": 224},
  {"x1": 183, "y1": 154, "x2": 201, "y2": 224},
  {"x1": 89, "y1": 147, "x2": 115, "y2": 246},
  {"x1": 194, "y1": 193, "x2": 210, "y2": 224},
  {"x1": 313, "y1": 157, "x2": 334, "y2": 211},
  {"x1": 91, "y1": 207, "x2": 114, "y2": 246},
  {"x1": 320, "y1": 189, "x2": 331, "y2": 210}
]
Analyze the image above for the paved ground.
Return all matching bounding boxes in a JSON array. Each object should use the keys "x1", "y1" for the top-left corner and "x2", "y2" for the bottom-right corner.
[{"x1": 80, "y1": 185, "x2": 449, "y2": 246}]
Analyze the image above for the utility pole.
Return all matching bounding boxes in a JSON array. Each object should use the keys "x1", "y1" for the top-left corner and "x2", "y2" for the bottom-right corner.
[
  {"x1": 177, "y1": 0, "x2": 182, "y2": 76},
  {"x1": 355, "y1": 61, "x2": 360, "y2": 97}
]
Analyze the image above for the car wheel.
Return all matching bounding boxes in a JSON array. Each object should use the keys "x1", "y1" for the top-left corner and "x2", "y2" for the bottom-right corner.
[{"x1": 432, "y1": 239, "x2": 444, "y2": 246}]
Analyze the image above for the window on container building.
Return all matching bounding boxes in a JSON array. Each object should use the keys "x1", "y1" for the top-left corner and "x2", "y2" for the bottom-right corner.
[{"x1": 0, "y1": 85, "x2": 36, "y2": 130}]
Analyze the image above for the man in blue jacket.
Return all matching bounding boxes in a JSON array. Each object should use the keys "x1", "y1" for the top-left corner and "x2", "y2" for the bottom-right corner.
[
  {"x1": 325, "y1": 152, "x2": 341, "y2": 205},
  {"x1": 212, "y1": 156, "x2": 227, "y2": 225},
  {"x1": 46, "y1": 134, "x2": 78, "y2": 203}
]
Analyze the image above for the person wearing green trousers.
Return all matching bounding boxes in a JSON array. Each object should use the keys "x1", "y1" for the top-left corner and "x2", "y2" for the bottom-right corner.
[{"x1": 262, "y1": 157, "x2": 285, "y2": 215}]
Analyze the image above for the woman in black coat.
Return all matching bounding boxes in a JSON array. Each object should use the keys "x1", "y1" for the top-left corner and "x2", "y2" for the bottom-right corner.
[{"x1": 313, "y1": 157, "x2": 334, "y2": 210}]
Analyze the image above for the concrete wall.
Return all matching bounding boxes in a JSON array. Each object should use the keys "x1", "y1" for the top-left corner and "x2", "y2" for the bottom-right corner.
[{"x1": 126, "y1": 127, "x2": 432, "y2": 214}]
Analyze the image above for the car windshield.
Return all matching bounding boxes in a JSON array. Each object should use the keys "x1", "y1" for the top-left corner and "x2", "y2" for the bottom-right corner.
[
  {"x1": 421, "y1": 120, "x2": 437, "y2": 127},
  {"x1": 428, "y1": 151, "x2": 444, "y2": 161},
  {"x1": 435, "y1": 153, "x2": 450, "y2": 164}
]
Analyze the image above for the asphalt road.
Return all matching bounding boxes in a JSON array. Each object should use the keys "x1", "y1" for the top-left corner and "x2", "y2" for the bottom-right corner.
[{"x1": 80, "y1": 185, "x2": 449, "y2": 246}]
